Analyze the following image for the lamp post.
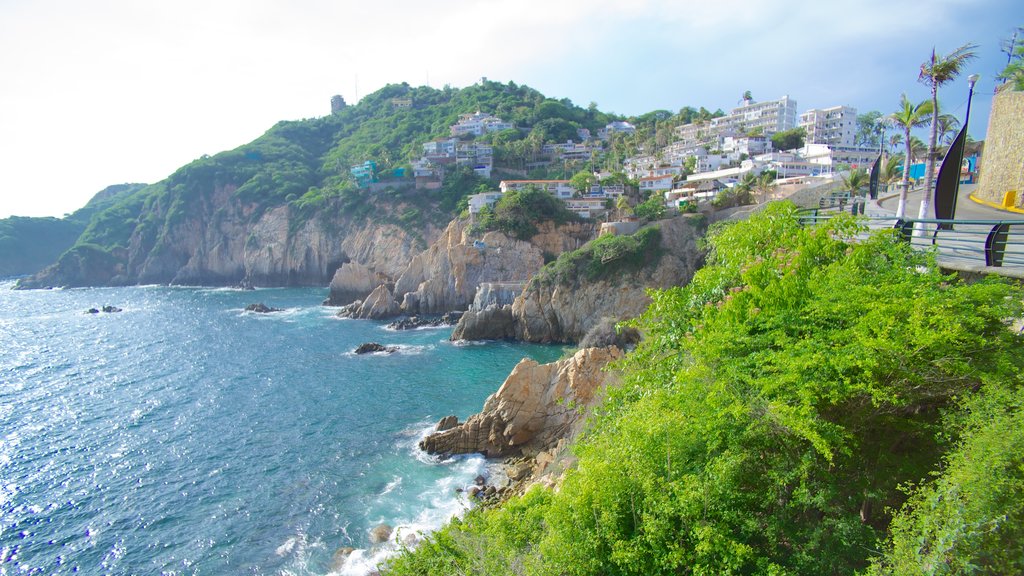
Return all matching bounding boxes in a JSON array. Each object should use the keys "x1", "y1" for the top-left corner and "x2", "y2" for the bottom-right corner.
[{"x1": 965, "y1": 73, "x2": 979, "y2": 139}]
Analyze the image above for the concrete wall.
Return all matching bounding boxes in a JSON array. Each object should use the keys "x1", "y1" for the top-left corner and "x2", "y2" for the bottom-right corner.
[{"x1": 977, "y1": 85, "x2": 1024, "y2": 208}]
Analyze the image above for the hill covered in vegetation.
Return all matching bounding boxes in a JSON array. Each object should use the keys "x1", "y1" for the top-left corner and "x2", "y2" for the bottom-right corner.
[
  {"x1": 0, "y1": 183, "x2": 145, "y2": 278},
  {"x1": 386, "y1": 203, "x2": 1024, "y2": 575},
  {"x1": 17, "y1": 80, "x2": 703, "y2": 288}
]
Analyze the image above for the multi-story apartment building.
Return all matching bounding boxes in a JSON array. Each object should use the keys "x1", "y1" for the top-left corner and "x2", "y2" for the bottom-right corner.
[
  {"x1": 450, "y1": 111, "x2": 514, "y2": 137},
  {"x1": 674, "y1": 96, "x2": 798, "y2": 147},
  {"x1": 799, "y1": 106, "x2": 858, "y2": 148}
]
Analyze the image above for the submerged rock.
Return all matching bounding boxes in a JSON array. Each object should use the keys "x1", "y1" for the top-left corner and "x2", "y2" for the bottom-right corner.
[
  {"x1": 86, "y1": 305, "x2": 122, "y2": 314},
  {"x1": 329, "y1": 547, "x2": 355, "y2": 572},
  {"x1": 354, "y1": 342, "x2": 398, "y2": 355},
  {"x1": 245, "y1": 303, "x2": 282, "y2": 313},
  {"x1": 369, "y1": 523, "x2": 393, "y2": 544}
]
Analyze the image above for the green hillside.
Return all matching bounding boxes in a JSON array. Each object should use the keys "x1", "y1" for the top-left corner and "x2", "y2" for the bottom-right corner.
[{"x1": 0, "y1": 183, "x2": 145, "y2": 278}]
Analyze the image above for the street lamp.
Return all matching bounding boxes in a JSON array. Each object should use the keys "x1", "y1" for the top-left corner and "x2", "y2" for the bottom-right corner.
[{"x1": 965, "y1": 74, "x2": 979, "y2": 136}]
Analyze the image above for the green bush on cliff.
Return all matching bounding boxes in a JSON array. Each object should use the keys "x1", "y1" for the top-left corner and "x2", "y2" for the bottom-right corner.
[
  {"x1": 473, "y1": 185, "x2": 579, "y2": 240},
  {"x1": 530, "y1": 225, "x2": 662, "y2": 287},
  {"x1": 386, "y1": 202, "x2": 1024, "y2": 575}
]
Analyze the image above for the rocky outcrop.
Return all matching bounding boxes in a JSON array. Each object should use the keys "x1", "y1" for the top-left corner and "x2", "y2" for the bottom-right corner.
[
  {"x1": 386, "y1": 312, "x2": 463, "y2": 330},
  {"x1": 326, "y1": 262, "x2": 387, "y2": 306},
  {"x1": 453, "y1": 214, "x2": 706, "y2": 344},
  {"x1": 244, "y1": 303, "x2": 282, "y2": 313},
  {"x1": 393, "y1": 219, "x2": 594, "y2": 315},
  {"x1": 338, "y1": 285, "x2": 402, "y2": 320},
  {"x1": 353, "y1": 342, "x2": 398, "y2": 354},
  {"x1": 419, "y1": 346, "x2": 623, "y2": 458}
]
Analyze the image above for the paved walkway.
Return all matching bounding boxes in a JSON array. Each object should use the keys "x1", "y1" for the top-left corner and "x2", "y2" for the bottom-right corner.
[
  {"x1": 873, "y1": 184, "x2": 1024, "y2": 222},
  {"x1": 864, "y1": 185, "x2": 1024, "y2": 278}
]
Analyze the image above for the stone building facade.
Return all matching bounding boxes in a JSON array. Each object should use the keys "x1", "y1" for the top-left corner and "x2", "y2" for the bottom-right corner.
[{"x1": 976, "y1": 84, "x2": 1024, "y2": 209}]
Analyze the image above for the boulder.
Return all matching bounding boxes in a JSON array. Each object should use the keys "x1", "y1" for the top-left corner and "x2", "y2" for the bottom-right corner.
[
  {"x1": 435, "y1": 415, "x2": 459, "y2": 432},
  {"x1": 329, "y1": 547, "x2": 355, "y2": 572},
  {"x1": 354, "y1": 342, "x2": 398, "y2": 355},
  {"x1": 245, "y1": 303, "x2": 281, "y2": 313},
  {"x1": 419, "y1": 347, "x2": 623, "y2": 458},
  {"x1": 369, "y1": 523, "x2": 393, "y2": 544}
]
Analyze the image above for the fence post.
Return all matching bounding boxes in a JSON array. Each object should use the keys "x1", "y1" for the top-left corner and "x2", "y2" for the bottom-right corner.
[{"x1": 985, "y1": 223, "x2": 1011, "y2": 267}]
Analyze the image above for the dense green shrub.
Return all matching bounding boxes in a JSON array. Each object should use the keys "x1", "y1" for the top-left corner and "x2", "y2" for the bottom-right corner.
[
  {"x1": 531, "y1": 225, "x2": 662, "y2": 287},
  {"x1": 473, "y1": 186, "x2": 578, "y2": 240},
  {"x1": 386, "y1": 202, "x2": 1024, "y2": 576}
]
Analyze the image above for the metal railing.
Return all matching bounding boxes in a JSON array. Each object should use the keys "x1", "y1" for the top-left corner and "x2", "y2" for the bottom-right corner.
[{"x1": 799, "y1": 209, "x2": 1024, "y2": 273}]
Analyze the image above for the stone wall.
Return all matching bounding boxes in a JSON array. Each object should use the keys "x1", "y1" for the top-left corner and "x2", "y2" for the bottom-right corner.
[{"x1": 976, "y1": 85, "x2": 1024, "y2": 209}]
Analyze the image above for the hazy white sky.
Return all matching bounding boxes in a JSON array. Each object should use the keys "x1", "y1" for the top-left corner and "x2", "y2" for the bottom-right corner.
[{"x1": 0, "y1": 0, "x2": 1018, "y2": 218}]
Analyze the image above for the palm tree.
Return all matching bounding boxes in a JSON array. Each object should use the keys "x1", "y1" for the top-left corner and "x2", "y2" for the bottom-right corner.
[
  {"x1": 755, "y1": 172, "x2": 777, "y2": 204},
  {"x1": 918, "y1": 43, "x2": 977, "y2": 223},
  {"x1": 842, "y1": 168, "x2": 870, "y2": 197},
  {"x1": 889, "y1": 94, "x2": 933, "y2": 218},
  {"x1": 615, "y1": 195, "x2": 632, "y2": 220},
  {"x1": 889, "y1": 133, "x2": 903, "y2": 154},
  {"x1": 909, "y1": 136, "x2": 928, "y2": 164},
  {"x1": 936, "y1": 113, "x2": 961, "y2": 149},
  {"x1": 882, "y1": 154, "x2": 903, "y2": 194}
]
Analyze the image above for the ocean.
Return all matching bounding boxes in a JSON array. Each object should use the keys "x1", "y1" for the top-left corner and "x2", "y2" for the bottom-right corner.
[{"x1": 0, "y1": 283, "x2": 563, "y2": 575}]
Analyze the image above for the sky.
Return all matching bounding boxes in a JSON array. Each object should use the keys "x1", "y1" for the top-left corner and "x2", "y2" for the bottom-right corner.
[{"x1": 1, "y1": 0, "x2": 1019, "y2": 218}]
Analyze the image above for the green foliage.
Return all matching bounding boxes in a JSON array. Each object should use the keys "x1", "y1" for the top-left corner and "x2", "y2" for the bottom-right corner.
[
  {"x1": 531, "y1": 225, "x2": 662, "y2": 287},
  {"x1": 633, "y1": 195, "x2": 666, "y2": 222},
  {"x1": 389, "y1": 202, "x2": 1024, "y2": 575},
  {"x1": 770, "y1": 127, "x2": 806, "y2": 151},
  {"x1": 870, "y1": 383, "x2": 1024, "y2": 575},
  {"x1": 473, "y1": 186, "x2": 578, "y2": 240},
  {"x1": 998, "y1": 27, "x2": 1024, "y2": 90}
]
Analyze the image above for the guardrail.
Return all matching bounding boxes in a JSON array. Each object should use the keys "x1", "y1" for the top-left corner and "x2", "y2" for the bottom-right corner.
[{"x1": 799, "y1": 210, "x2": 1024, "y2": 273}]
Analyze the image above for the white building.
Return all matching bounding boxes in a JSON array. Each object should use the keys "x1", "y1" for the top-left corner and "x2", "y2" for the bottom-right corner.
[
  {"x1": 800, "y1": 106, "x2": 858, "y2": 148},
  {"x1": 639, "y1": 174, "x2": 675, "y2": 193},
  {"x1": 450, "y1": 111, "x2": 514, "y2": 137},
  {"x1": 468, "y1": 191, "x2": 504, "y2": 214},
  {"x1": 675, "y1": 96, "x2": 798, "y2": 147},
  {"x1": 499, "y1": 180, "x2": 575, "y2": 199},
  {"x1": 598, "y1": 121, "x2": 637, "y2": 140}
]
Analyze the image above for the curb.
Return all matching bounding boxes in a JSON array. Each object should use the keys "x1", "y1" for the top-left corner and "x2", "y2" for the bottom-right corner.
[{"x1": 968, "y1": 192, "x2": 1024, "y2": 215}]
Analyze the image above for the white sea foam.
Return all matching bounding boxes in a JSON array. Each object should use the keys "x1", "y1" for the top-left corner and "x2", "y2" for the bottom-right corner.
[{"x1": 331, "y1": 423, "x2": 487, "y2": 575}]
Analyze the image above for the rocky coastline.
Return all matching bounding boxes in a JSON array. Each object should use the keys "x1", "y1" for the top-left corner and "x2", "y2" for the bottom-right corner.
[{"x1": 420, "y1": 346, "x2": 624, "y2": 494}]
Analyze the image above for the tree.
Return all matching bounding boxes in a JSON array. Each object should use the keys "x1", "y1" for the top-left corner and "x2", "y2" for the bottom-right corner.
[
  {"x1": 770, "y1": 127, "x2": 806, "y2": 152},
  {"x1": 918, "y1": 43, "x2": 977, "y2": 225},
  {"x1": 998, "y1": 26, "x2": 1024, "y2": 90},
  {"x1": 755, "y1": 171, "x2": 777, "y2": 204},
  {"x1": 936, "y1": 113, "x2": 961, "y2": 148},
  {"x1": 855, "y1": 111, "x2": 884, "y2": 148},
  {"x1": 615, "y1": 195, "x2": 632, "y2": 220},
  {"x1": 841, "y1": 167, "x2": 869, "y2": 197},
  {"x1": 888, "y1": 94, "x2": 933, "y2": 219},
  {"x1": 569, "y1": 171, "x2": 597, "y2": 194}
]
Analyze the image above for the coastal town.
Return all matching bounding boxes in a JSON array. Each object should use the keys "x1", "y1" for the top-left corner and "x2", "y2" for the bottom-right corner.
[{"x1": 348, "y1": 95, "x2": 907, "y2": 221}]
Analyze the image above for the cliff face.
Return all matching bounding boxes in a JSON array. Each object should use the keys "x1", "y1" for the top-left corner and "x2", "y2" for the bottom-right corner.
[
  {"x1": 419, "y1": 346, "x2": 623, "y2": 458},
  {"x1": 20, "y1": 189, "x2": 435, "y2": 289},
  {"x1": 452, "y1": 214, "x2": 706, "y2": 344},
  {"x1": 325, "y1": 218, "x2": 596, "y2": 316}
]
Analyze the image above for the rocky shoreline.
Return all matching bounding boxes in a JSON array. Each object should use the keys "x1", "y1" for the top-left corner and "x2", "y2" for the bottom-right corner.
[{"x1": 420, "y1": 346, "x2": 624, "y2": 494}]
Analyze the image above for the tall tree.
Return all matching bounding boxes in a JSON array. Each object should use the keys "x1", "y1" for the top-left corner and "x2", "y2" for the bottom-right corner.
[
  {"x1": 889, "y1": 94, "x2": 933, "y2": 219},
  {"x1": 918, "y1": 43, "x2": 977, "y2": 224},
  {"x1": 856, "y1": 111, "x2": 884, "y2": 148}
]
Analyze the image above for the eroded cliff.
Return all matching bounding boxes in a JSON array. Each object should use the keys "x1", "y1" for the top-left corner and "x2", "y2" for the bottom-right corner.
[{"x1": 452, "y1": 213, "x2": 707, "y2": 343}]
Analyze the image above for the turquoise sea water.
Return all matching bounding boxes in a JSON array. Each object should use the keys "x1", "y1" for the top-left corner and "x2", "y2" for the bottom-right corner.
[{"x1": 0, "y1": 283, "x2": 562, "y2": 575}]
